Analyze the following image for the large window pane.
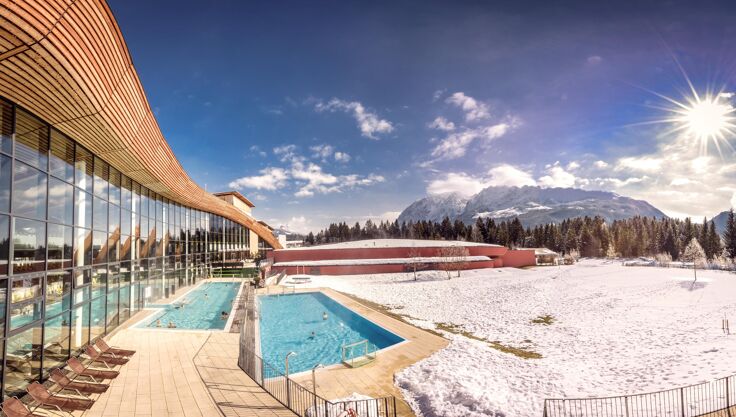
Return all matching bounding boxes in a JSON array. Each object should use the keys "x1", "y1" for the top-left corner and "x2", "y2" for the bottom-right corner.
[
  {"x1": 108, "y1": 233, "x2": 119, "y2": 263},
  {"x1": 12, "y1": 218, "x2": 45, "y2": 274},
  {"x1": 0, "y1": 154, "x2": 10, "y2": 212},
  {"x1": 46, "y1": 270, "x2": 71, "y2": 317},
  {"x1": 74, "y1": 189, "x2": 92, "y2": 229},
  {"x1": 92, "y1": 231, "x2": 107, "y2": 264},
  {"x1": 48, "y1": 178, "x2": 74, "y2": 225},
  {"x1": 119, "y1": 284, "x2": 130, "y2": 323},
  {"x1": 71, "y1": 303, "x2": 89, "y2": 353},
  {"x1": 0, "y1": 278, "x2": 6, "y2": 335},
  {"x1": 93, "y1": 157, "x2": 108, "y2": 199},
  {"x1": 49, "y1": 129, "x2": 74, "y2": 183},
  {"x1": 73, "y1": 227, "x2": 92, "y2": 267},
  {"x1": 91, "y1": 267, "x2": 106, "y2": 299},
  {"x1": 0, "y1": 214, "x2": 8, "y2": 275},
  {"x1": 93, "y1": 197, "x2": 107, "y2": 232},
  {"x1": 109, "y1": 168, "x2": 120, "y2": 206},
  {"x1": 121, "y1": 209, "x2": 131, "y2": 237},
  {"x1": 47, "y1": 224, "x2": 72, "y2": 270},
  {"x1": 0, "y1": 99, "x2": 13, "y2": 155},
  {"x1": 105, "y1": 290, "x2": 118, "y2": 332},
  {"x1": 109, "y1": 203, "x2": 120, "y2": 236},
  {"x1": 12, "y1": 162, "x2": 47, "y2": 220},
  {"x1": 4, "y1": 325, "x2": 41, "y2": 397},
  {"x1": 74, "y1": 146, "x2": 93, "y2": 193},
  {"x1": 14, "y1": 109, "x2": 48, "y2": 170},
  {"x1": 43, "y1": 313, "x2": 71, "y2": 377},
  {"x1": 120, "y1": 234, "x2": 131, "y2": 261},
  {"x1": 121, "y1": 176, "x2": 132, "y2": 211},
  {"x1": 90, "y1": 296, "x2": 105, "y2": 340}
]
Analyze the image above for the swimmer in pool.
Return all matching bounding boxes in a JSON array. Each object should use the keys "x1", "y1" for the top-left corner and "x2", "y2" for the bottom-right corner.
[
  {"x1": 156, "y1": 319, "x2": 162, "y2": 328},
  {"x1": 309, "y1": 331, "x2": 316, "y2": 340},
  {"x1": 220, "y1": 311, "x2": 229, "y2": 320},
  {"x1": 322, "y1": 312, "x2": 328, "y2": 320},
  {"x1": 168, "y1": 321, "x2": 176, "y2": 328}
]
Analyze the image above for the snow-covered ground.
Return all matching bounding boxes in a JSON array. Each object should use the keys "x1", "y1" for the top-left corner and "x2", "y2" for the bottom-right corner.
[{"x1": 294, "y1": 260, "x2": 736, "y2": 417}]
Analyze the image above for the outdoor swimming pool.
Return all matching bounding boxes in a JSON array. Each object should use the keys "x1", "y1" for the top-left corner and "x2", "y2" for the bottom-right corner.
[
  {"x1": 258, "y1": 292, "x2": 404, "y2": 374},
  {"x1": 138, "y1": 281, "x2": 241, "y2": 330}
]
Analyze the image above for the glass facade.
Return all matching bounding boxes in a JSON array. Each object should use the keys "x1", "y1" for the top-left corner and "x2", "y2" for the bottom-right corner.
[{"x1": 0, "y1": 98, "x2": 265, "y2": 397}]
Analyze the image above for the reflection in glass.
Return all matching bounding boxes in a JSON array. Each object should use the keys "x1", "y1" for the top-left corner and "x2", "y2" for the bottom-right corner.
[
  {"x1": 42, "y1": 313, "x2": 71, "y2": 378},
  {"x1": 14, "y1": 109, "x2": 48, "y2": 170},
  {"x1": 0, "y1": 154, "x2": 10, "y2": 212},
  {"x1": 74, "y1": 146, "x2": 93, "y2": 193},
  {"x1": 71, "y1": 303, "x2": 89, "y2": 353},
  {"x1": 0, "y1": 99, "x2": 13, "y2": 155},
  {"x1": 73, "y1": 227, "x2": 92, "y2": 267},
  {"x1": 10, "y1": 298, "x2": 42, "y2": 330},
  {"x1": 12, "y1": 218, "x2": 45, "y2": 274},
  {"x1": 93, "y1": 157, "x2": 108, "y2": 199},
  {"x1": 91, "y1": 268, "x2": 106, "y2": 299},
  {"x1": 106, "y1": 290, "x2": 118, "y2": 332},
  {"x1": 90, "y1": 296, "x2": 105, "y2": 340},
  {"x1": 46, "y1": 270, "x2": 71, "y2": 317},
  {"x1": 93, "y1": 197, "x2": 108, "y2": 232},
  {"x1": 4, "y1": 325, "x2": 41, "y2": 397},
  {"x1": 74, "y1": 189, "x2": 92, "y2": 228},
  {"x1": 92, "y1": 231, "x2": 107, "y2": 264},
  {"x1": 12, "y1": 162, "x2": 47, "y2": 220},
  {"x1": 0, "y1": 214, "x2": 8, "y2": 275},
  {"x1": 49, "y1": 129, "x2": 75, "y2": 183},
  {"x1": 109, "y1": 168, "x2": 121, "y2": 206},
  {"x1": 47, "y1": 224, "x2": 72, "y2": 270},
  {"x1": 48, "y1": 178, "x2": 74, "y2": 225}
]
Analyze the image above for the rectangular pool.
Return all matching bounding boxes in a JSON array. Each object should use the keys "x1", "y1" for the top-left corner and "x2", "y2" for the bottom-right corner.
[
  {"x1": 258, "y1": 292, "x2": 404, "y2": 374},
  {"x1": 137, "y1": 281, "x2": 241, "y2": 330}
]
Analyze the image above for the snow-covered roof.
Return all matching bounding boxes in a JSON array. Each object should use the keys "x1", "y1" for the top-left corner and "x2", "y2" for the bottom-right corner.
[
  {"x1": 274, "y1": 255, "x2": 492, "y2": 267},
  {"x1": 278, "y1": 239, "x2": 502, "y2": 251}
]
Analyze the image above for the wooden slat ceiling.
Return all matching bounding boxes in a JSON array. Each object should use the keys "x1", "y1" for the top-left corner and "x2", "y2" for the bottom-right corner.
[{"x1": 0, "y1": 0, "x2": 281, "y2": 249}]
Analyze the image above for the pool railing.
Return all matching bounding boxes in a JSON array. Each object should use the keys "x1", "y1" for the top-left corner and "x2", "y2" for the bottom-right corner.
[{"x1": 237, "y1": 284, "x2": 399, "y2": 417}]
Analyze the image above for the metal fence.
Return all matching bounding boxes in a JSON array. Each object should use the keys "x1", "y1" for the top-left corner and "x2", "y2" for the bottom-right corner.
[
  {"x1": 544, "y1": 375, "x2": 736, "y2": 417},
  {"x1": 237, "y1": 284, "x2": 398, "y2": 417}
]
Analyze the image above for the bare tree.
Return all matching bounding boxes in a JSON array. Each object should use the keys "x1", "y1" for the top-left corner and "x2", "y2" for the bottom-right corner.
[
  {"x1": 407, "y1": 247, "x2": 427, "y2": 281},
  {"x1": 438, "y1": 246, "x2": 470, "y2": 279},
  {"x1": 682, "y1": 238, "x2": 706, "y2": 285}
]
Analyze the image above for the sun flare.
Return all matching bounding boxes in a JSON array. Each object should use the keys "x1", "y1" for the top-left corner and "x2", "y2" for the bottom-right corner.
[{"x1": 674, "y1": 94, "x2": 736, "y2": 142}]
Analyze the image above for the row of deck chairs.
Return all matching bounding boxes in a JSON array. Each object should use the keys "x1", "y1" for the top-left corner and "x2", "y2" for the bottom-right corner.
[{"x1": 1, "y1": 339, "x2": 136, "y2": 417}]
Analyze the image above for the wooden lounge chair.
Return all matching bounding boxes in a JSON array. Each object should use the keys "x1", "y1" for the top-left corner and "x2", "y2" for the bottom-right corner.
[
  {"x1": 26, "y1": 382, "x2": 93, "y2": 411},
  {"x1": 94, "y1": 339, "x2": 135, "y2": 357},
  {"x1": 67, "y1": 358, "x2": 119, "y2": 380},
  {"x1": 50, "y1": 369, "x2": 108, "y2": 394},
  {"x1": 84, "y1": 346, "x2": 128, "y2": 366},
  {"x1": 0, "y1": 397, "x2": 52, "y2": 417}
]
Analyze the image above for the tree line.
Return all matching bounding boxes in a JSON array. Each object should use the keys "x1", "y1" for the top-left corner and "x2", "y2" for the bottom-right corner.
[{"x1": 304, "y1": 209, "x2": 736, "y2": 262}]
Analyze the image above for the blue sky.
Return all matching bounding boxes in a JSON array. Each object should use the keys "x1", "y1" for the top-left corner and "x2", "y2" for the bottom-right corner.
[{"x1": 110, "y1": 0, "x2": 736, "y2": 232}]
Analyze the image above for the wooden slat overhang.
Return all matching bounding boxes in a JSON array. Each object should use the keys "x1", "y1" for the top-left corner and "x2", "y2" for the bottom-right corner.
[{"x1": 0, "y1": 0, "x2": 281, "y2": 249}]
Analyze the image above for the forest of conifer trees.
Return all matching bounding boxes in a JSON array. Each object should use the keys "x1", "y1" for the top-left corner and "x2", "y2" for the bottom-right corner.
[{"x1": 303, "y1": 209, "x2": 736, "y2": 263}]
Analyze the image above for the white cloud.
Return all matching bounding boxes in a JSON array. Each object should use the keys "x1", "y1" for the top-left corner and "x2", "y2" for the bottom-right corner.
[
  {"x1": 291, "y1": 159, "x2": 384, "y2": 198},
  {"x1": 430, "y1": 120, "x2": 515, "y2": 161},
  {"x1": 315, "y1": 98, "x2": 394, "y2": 139},
  {"x1": 486, "y1": 164, "x2": 536, "y2": 187},
  {"x1": 273, "y1": 144, "x2": 299, "y2": 162},
  {"x1": 249, "y1": 145, "x2": 267, "y2": 157},
  {"x1": 427, "y1": 172, "x2": 490, "y2": 198},
  {"x1": 310, "y1": 144, "x2": 334, "y2": 160},
  {"x1": 446, "y1": 92, "x2": 490, "y2": 122},
  {"x1": 594, "y1": 160, "x2": 609, "y2": 169},
  {"x1": 566, "y1": 161, "x2": 581, "y2": 171},
  {"x1": 719, "y1": 92, "x2": 734, "y2": 99},
  {"x1": 334, "y1": 151, "x2": 351, "y2": 163},
  {"x1": 228, "y1": 167, "x2": 289, "y2": 190},
  {"x1": 538, "y1": 162, "x2": 577, "y2": 188},
  {"x1": 615, "y1": 156, "x2": 663, "y2": 173},
  {"x1": 428, "y1": 116, "x2": 455, "y2": 131},
  {"x1": 731, "y1": 193, "x2": 736, "y2": 209}
]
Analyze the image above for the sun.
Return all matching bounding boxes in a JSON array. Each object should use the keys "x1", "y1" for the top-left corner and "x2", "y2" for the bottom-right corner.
[{"x1": 673, "y1": 94, "x2": 736, "y2": 142}]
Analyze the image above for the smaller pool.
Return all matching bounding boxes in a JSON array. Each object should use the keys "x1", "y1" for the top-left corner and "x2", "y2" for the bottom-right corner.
[
  {"x1": 259, "y1": 292, "x2": 404, "y2": 374},
  {"x1": 137, "y1": 282, "x2": 241, "y2": 330}
]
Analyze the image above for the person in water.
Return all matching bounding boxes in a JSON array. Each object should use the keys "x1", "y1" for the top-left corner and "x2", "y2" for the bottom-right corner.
[
  {"x1": 220, "y1": 311, "x2": 229, "y2": 320},
  {"x1": 167, "y1": 321, "x2": 176, "y2": 328},
  {"x1": 322, "y1": 312, "x2": 328, "y2": 320},
  {"x1": 156, "y1": 319, "x2": 162, "y2": 328},
  {"x1": 309, "y1": 331, "x2": 316, "y2": 340}
]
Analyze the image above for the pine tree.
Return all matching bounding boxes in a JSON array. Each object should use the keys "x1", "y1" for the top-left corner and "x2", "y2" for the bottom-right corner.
[
  {"x1": 724, "y1": 209, "x2": 736, "y2": 260},
  {"x1": 707, "y1": 221, "x2": 721, "y2": 261}
]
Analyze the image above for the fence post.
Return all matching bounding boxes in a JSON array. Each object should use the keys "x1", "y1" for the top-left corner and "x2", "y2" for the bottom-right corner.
[
  {"x1": 625, "y1": 396, "x2": 630, "y2": 417},
  {"x1": 680, "y1": 387, "x2": 686, "y2": 417},
  {"x1": 727, "y1": 377, "x2": 733, "y2": 417},
  {"x1": 542, "y1": 400, "x2": 548, "y2": 417}
]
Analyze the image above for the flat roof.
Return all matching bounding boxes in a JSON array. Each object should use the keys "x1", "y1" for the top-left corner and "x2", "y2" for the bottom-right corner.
[
  {"x1": 274, "y1": 255, "x2": 492, "y2": 266},
  {"x1": 213, "y1": 191, "x2": 256, "y2": 208},
  {"x1": 278, "y1": 238, "x2": 503, "y2": 251}
]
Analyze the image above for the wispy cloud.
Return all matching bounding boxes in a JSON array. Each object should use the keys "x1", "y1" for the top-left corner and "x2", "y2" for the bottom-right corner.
[
  {"x1": 446, "y1": 92, "x2": 490, "y2": 122},
  {"x1": 315, "y1": 98, "x2": 394, "y2": 139},
  {"x1": 228, "y1": 167, "x2": 289, "y2": 190},
  {"x1": 428, "y1": 116, "x2": 455, "y2": 132}
]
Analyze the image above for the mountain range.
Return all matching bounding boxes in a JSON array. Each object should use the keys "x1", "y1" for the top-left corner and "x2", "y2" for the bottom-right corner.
[{"x1": 397, "y1": 186, "x2": 668, "y2": 228}]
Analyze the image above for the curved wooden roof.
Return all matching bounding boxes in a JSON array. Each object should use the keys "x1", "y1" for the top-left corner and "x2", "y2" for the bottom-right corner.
[{"x1": 0, "y1": 0, "x2": 281, "y2": 248}]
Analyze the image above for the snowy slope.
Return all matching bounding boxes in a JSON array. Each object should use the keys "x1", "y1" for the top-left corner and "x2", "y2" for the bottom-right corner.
[
  {"x1": 297, "y1": 262, "x2": 736, "y2": 417},
  {"x1": 397, "y1": 186, "x2": 666, "y2": 227},
  {"x1": 713, "y1": 210, "x2": 730, "y2": 235}
]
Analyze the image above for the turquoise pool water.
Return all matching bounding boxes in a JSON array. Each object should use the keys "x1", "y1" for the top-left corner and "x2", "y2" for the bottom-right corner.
[
  {"x1": 139, "y1": 282, "x2": 241, "y2": 330},
  {"x1": 258, "y1": 292, "x2": 404, "y2": 374}
]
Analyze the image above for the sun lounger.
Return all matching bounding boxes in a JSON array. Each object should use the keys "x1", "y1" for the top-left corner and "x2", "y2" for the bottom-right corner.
[
  {"x1": 67, "y1": 357, "x2": 119, "y2": 380},
  {"x1": 0, "y1": 397, "x2": 48, "y2": 417},
  {"x1": 26, "y1": 382, "x2": 93, "y2": 412},
  {"x1": 50, "y1": 369, "x2": 108, "y2": 394},
  {"x1": 84, "y1": 346, "x2": 128, "y2": 366},
  {"x1": 94, "y1": 339, "x2": 135, "y2": 357}
]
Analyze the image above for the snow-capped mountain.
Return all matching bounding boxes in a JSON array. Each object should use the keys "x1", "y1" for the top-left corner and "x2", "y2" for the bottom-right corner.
[
  {"x1": 397, "y1": 192, "x2": 468, "y2": 225},
  {"x1": 398, "y1": 186, "x2": 666, "y2": 227},
  {"x1": 713, "y1": 210, "x2": 730, "y2": 235}
]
